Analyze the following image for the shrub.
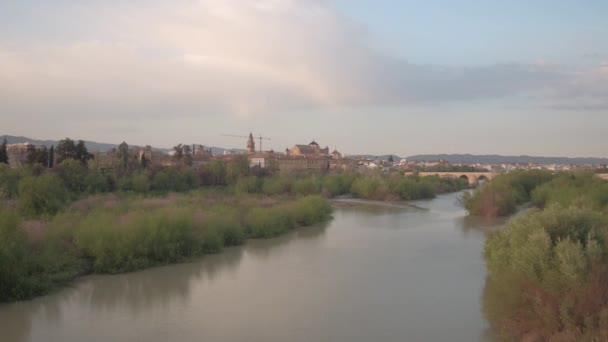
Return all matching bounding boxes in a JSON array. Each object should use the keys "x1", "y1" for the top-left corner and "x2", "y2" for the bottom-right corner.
[
  {"x1": 245, "y1": 206, "x2": 294, "y2": 238},
  {"x1": 235, "y1": 176, "x2": 262, "y2": 195},
  {"x1": 483, "y1": 206, "x2": 608, "y2": 340},
  {"x1": 292, "y1": 177, "x2": 322, "y2": 195},
  {"x1": 18, "y1": 174, "x2": 69, "y2": 216}
]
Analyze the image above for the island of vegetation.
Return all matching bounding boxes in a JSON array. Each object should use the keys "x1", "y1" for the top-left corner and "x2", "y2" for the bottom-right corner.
[
  {"x1": 464, "y1": 171, "x2": 608, "y2": 341},
  {"x1": 0, "y1": 138, "x2": 469, "y2": 303}
]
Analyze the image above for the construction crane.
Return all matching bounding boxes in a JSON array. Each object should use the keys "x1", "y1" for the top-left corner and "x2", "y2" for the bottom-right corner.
[{"x1": 221, "y1": 133, "x2": 271, "y2": 153}]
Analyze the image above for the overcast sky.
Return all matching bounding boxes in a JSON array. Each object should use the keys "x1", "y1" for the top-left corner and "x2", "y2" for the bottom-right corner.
[{"x1": 1, "y1": 0, "x2": 607, "y2": 157}]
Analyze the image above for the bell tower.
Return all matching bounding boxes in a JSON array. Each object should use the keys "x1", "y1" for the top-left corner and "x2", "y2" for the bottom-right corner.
[{"x1": 246, "y1": 133, "x2": 255, "y2": 154}]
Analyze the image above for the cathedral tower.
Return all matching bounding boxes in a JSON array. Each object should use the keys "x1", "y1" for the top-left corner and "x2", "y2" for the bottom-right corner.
[{"x1": 247, "y1": 133, "x2": 256, "y2": 154}]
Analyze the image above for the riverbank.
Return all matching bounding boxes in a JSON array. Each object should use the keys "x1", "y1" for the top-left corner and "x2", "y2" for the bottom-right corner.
[
  {"x1": 0, "y1": 193, "x2": 332, "y2": 303},
  {"x1": 466, "y1": 171, "x2": 608, "y2": 340}
]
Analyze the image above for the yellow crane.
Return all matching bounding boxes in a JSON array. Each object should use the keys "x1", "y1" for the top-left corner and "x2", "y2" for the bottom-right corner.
[{"x1": 221, "y1": 133, "x2": 271, "y2": 153}]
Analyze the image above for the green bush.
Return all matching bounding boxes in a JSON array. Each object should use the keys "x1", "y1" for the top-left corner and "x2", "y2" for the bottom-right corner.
[
  {"x1": 292, "y1": 177, "x2": 322, "y2": 195},
  {"x1": 18, "y1": 174, "x2": 69, "y2": 216},
  {"x1": 464, "y1": 170, "x2": 554, "y2": 217},
  {"x1": 235, "y1": 176, "x2": 262, "y2": 195},
  {"x1": 0, "y1": 164, "x2": 23, "y2": 199},
  {"x1": 483, "y1": 206, "x2": 608, "y2": 340},
  {"x1": 287, "y1": 195, "x2": 333, "y2": 226},
  {"x1": 74, "y1": 207, "x2": 199, "y2": 273},
  {"x1": 261, "y1": 177, "x2": 292, "y2": 195}
]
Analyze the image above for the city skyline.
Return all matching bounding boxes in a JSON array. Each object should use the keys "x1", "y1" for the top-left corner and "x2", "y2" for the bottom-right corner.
[{"x1": 1, "y1": 1, "x2": 607, "y2": 157}]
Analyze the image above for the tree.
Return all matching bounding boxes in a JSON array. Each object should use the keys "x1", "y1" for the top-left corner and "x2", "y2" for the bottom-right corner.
[
  {"x1": 75, "y1": 140, "x2": 93, "y2": 164},
  {"x1": 0, "y1": 138, "x2": 8, "y2": 164},
  {"x1": 206, "y1": 160, "x2": 226, "y2": 185},
  {"x1": 26, "y1": 145, "x2": 48, "y2": 166},
  {"x1": 118, "y1": 141, "x2": 129, "y2": 171},
  {"x1": 172, "y1": 144, "x2": 184, "y2": 163},
  {"x1": 56, "y1": 138, "x2": 92, "y2": 165},
  {"x1": 56, "y1": 159, "x2": 88, "y2": 193},
  {"x1": 182, "y1": 145, "x2": 193, "y2": 166},
  {"x1": 49, "y1": 145, "x2": 54, "y2": 168},
  {"x1": 18, "y1": 174, "x2": 68, "y2": 216},
  {"x1": 226, "y1": 155, "x2": 250, "y2": 184},
  {"x1": 388, "y1": 155, "x2": 394, "y2": 163}
]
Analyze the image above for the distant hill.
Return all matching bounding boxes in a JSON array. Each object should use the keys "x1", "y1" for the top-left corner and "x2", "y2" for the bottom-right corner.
[
  {"x1": 406, "y1": 154, "x2": 608, "y2": 165},
  {"x1": 1, "y1": 135, "x2": 121, "y2": 152},
  {"x1": 1, "y1": 135, "x2": 245, "y2": 155}
]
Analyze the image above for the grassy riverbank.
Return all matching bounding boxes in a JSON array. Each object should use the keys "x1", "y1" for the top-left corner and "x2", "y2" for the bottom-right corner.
[
  {"x1": 470, "y1": 172, "x2": 608, "y2": 340},
  {"x1": 0, "y1": 193, "x2": 331, "y2": 302}
]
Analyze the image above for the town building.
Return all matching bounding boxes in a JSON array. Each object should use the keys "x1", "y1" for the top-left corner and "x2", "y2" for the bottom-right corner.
[{"x1": 6, "y1": 143, "x2": 45, "y2": 168}]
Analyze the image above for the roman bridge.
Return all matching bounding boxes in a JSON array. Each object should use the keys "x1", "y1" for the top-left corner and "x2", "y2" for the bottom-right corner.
[{"x1": 404, "y1": 172, "x2": 499, "y2": 185}]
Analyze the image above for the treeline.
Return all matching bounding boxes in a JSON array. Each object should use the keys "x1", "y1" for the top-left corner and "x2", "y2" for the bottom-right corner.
[
  {"x1": 462, "y1": 170, "x2": 554, "y2": 217},
  {"x1": 477, "y1": 172, "x2": 608, "y2": 340},
  {"x1": 0, "y1": 194, "x2": 331, "y2": 302},
  {"x1": 235, "y1": 172, "x2": 469, "y2": 200},
  {"x1": 1, "y1": 149, "x2": 469, "y2": 218}
]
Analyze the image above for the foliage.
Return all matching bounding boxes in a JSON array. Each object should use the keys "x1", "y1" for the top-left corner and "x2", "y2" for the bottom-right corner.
[
  {"x1": 0, "y1": 192, "x2": 333, "y2": 301},
  {"x1": 483, "y1": 206, "x2": 608, "y2": 340},
  {"x1": 26, "y1": 145, "x2": 48, "y2": 166},
  {"x1": 481, "y1": 172, "x2": 608, "y2": 340},
  {"x1": 463, "y1": 170, "x2": 554, "y2": 217},
  {"x1": 0, "y1": 138, "x2": 8, "y2": 164},
  {"x1": 0, "y1": 163, "x2": 23, "y2": 199},
  {"x1": 55, "y1": 159, "x2": 89, "y2": 194},
  {"x1": 56, "y1": 138, "x2": 93, "y2": 164},
  {"x1": 225, "y1": 155, "x2": 250, "y2": 185},
  {"x1": 18, "y1": 174, "x2": 69, "y2": 216}
]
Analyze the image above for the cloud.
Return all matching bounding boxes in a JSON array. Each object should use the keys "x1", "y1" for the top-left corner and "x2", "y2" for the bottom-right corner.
[{"x1": 0, "y1": 0, "x2": 607, "y2": 123}]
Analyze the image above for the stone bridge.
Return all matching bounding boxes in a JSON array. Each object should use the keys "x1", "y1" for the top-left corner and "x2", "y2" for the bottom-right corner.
[{"x1": 404, "y1": 172, "x2": 499, "y2": 185}]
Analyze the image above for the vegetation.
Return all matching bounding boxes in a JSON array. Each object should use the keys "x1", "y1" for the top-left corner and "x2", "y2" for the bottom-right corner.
[
  {"x1": 462, "y1": 170, "x2": 554, "y2": 217},
  {"x1": 0, "y1": 194, "x2": 331, "y2": 302},
  {"x1": 0, "y1": 138, "x2": 8, "y2": 164},
  {"x1": 0, "y1": 137, "x2": 471, "y2": 303},
  {"x1": 480, "y1": 172, "x2": 608, "y2": 340}
]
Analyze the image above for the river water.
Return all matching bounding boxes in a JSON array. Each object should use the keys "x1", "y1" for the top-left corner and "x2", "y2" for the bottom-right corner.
[{"x1": 0, "y1": 192, "x2": 502, "y2": 342}]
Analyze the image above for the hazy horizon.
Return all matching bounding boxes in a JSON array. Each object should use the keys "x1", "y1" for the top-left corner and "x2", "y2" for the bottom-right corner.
[{"x1": 1, "y1": 1, "x2": 607, "y2": 157}]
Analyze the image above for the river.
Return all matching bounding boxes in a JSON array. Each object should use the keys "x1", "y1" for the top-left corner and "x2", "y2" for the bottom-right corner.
[{"x1": 0, "y1": 192, "x2": 503, "y2": 342}]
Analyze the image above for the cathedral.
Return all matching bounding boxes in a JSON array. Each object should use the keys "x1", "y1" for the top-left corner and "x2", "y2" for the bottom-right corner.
[{"x1": 285, "y1": 140, "x2": 330, "y2": 157}]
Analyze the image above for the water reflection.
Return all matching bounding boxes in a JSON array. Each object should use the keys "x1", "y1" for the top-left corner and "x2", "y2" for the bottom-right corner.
[{"x1": 0, "y1": 224, "x2": 328, "y2": 342}]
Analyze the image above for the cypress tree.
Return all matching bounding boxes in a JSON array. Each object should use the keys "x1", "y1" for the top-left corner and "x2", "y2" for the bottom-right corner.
[
  {"x1": 49, "y1": 145, "x2": 55, "y2": 168},
  {"x1": 0, "y1": 138, "x2": 8, "y2": 164}
]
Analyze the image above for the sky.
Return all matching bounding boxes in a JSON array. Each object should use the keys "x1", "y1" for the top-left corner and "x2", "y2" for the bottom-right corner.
[{"x1": 0, "y1": 0, "x2": 607, "y2": 157}]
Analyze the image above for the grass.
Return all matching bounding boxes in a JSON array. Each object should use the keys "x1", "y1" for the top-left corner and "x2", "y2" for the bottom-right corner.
[{"x1": 0, "y1": 193, "x2": 332, "y2": 302}]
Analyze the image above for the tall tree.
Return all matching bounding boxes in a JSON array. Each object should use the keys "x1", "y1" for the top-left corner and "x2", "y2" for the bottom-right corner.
[
  {"x1": 26, "y1": 145, "x2": 48, "y2": 166},
  {"x1": 49, "y1": 145, "x2": 54, "y2": 168},
  {"x1": 56, "y1": 138, "x2": 77, "y2": 163},
  {"x1": 57, "y1": 138, "x2": 93, "y2": 165},
  {"x1": 0, "y1": 138, "x2": 8, "y2": 164},
  {"x1": 182, "y1": 144, "x2": 193, "y2": 166},
  {"x1": 75, "y1": 140, "x2": 93, "y2": 164},
  {"x1": 172, "y1": 144, "x2": 184, "y2": 163},
  {"x1": 118, "y1": 141, "x2": 129, "y2": 171}
]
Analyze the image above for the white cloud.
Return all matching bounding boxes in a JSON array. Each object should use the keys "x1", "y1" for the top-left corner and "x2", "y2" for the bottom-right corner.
[{"x1": 0, "y1": 0, "x2": 607, "y2": 125}]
